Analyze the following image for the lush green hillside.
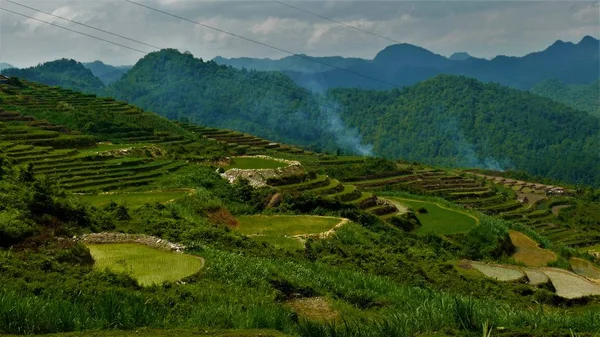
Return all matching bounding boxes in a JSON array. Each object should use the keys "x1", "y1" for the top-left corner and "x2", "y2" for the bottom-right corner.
[
  {"x1": 83, "y1": 61, "x2": 132, "y2": 85},
  {"x1": 2, "y1": 59, "x2": 104, "y2": 93},
  {"x1": 103, "y1": 49, "x2": 343, "y2": 152},
  {"x1": 2, "y1": 79, "x2": 600, "y2": 336},
  {"x1": 0, "y1": 79, "x2": 192, "y2": 144},
  {"x1": 531, "y1": 78, "x2": 600, "y2": 117},
  {"x1": 329, "y1": 75, "x2": 600, "y2": 187}
]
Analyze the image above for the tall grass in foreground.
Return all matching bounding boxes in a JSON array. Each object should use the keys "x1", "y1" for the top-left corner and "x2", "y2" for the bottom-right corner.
[
  {"x1": 2, "y1": 247, "x2": 600, "y2": 335},
  {"x1": 0, "y1": 290, "x2": 163, "y2": 334}
]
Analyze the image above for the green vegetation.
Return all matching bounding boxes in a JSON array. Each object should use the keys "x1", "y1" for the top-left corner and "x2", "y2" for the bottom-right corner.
[
  {"x1": 81, "y1": 191, "x2": 189, "y2": 207},
  {"x1": 9, "y1": 50, "x2": 600, "y2": 188},
  {"x1": 2, "y1": 78, "x2": 600, "y2": 336},
  {"x1": 235, "y1": 215, "x2": 342, "y2": 252},
  {"x1": 329, "y1": 75, "x2": 600, "y2": 187},
  {"x1": 87, "y1": 243, "x2": 204, "y2": 286},
  {"x1": 236, "y1": 215, "x2": 342, "y2": 237},
  {"x1": 531, "y1": 78, "x2": 600, "y2": 117},
  {"x1": 3, "y1": 59, "x2": 104, "y2": 93},
  {"x1": 385, "y1": 196, "x2": 478, "y2": 235}
]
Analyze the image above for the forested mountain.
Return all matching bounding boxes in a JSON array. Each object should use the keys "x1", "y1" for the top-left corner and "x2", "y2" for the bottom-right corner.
[
  {"x1": 104, "y1": 49, "x2": 341, "y2": 151},
  {"x1": 329, "y1": 75, "x2": 600, "y2": 186},
  {"x1": 449, "y1": 52, "x2": 476, "y2": 61},
  {"x1": 2, "y1": 59, "x2": 104, "y2": 93},
  {"x1": 213, "y1": 54, "x2": 364, "y2": 74},
  {"x1": 83, "y1": 61, "x2": 132, "y2": 85},
  {"x1": 5, "y1": 49, "x2": 598, "y2": 186},
  {"x1": 531, "y1": 79, "x2": 600, "y2": 117},
  {"x1": 218, "y1": 36, "x2": 599, "y2": 92}
]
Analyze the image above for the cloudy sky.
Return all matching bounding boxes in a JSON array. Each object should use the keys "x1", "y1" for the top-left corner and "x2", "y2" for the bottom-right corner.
[{"x1": 0, "y1": 0, "x2": 598, "y2": 68}]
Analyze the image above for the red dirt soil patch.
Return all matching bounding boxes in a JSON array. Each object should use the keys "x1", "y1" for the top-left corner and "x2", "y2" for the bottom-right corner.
[
  {"x1": 286, "y1": 297, "x2": 338, "y2": 321},
  {"x1": 207, "y1": 208, "x2": 239, "y2": 228},
  {"x1": 509, "y1": 230, "x2": 556, "y2": 267}
]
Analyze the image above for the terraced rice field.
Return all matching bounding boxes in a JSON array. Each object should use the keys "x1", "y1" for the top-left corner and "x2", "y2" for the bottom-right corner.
[
  {"x1": 275, "y1": 174, "x2": 396, "y2": 218},
  {"x1": 181, "y1": 124, "x2": 311, "y2": 156},
  {"x1": 384, "y1": 197, "x2": 478, "y2": 235},
  {"x1": 87, "y1": 243, "x2": 204, "y2": 286},
  {"x1": 1, "y1": 82, "x2": 192, "y2": 146},
  {"x1": 468, "y1": 260, "x2": 600, "y2": 299},
  {"x1": 81, "y1": 190, "x2": 190, "y2": 207},
  {"x1": 570, "y1": 258, "x2": 600, "y2": 279},
  {"x1": 523, "y1": 269, "x2": 549, "y2": 285},
  {"x1": 470, "y1": 262, "x2": 525, "y2": 281},
  {"x1": 541, "y1": 268, "x2": 600, "y2": 299},
  {"x1": 509, "y1": 231, "x2": 556, "y2": 267},
  {"x1": 235, "y1": 215, "x2": 344, "y2": 250},
  {"x1": 225, "y1": 157, "x2": 287, "y2": 169}
]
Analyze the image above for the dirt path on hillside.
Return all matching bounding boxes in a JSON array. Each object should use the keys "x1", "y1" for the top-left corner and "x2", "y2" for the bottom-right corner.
[
  {"x1": 551, "y1": 205, "x2": 572, "y2": 215},
  {"x1": 292, "y1": 218, "x2": 350, "y2": 240},
  {"x1": 379, "y1": 198, "x2": 410, "y2": 215}
]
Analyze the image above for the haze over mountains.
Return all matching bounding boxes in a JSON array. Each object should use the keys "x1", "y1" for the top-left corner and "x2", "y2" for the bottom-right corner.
[
  {"x1": 1, "y1": 36, "x2": 598, "y2": 186},
  {"x1": 215, "y1": 36, "x2": 600, "y2": 92}
]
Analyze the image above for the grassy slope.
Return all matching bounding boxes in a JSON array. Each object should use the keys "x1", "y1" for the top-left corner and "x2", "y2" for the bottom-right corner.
[
  {"x1": 81, "y1": 191, "x2": 190, "y2": 207},
  {"x1": 0, "y1": 328, "x2": 289, "y2": 337},
  {"x1": 236, "y1": 215, "x2": 342, "y2": 237},
  {"x1": 87, "y1": 244, "x2": 204, "y2": 286}
]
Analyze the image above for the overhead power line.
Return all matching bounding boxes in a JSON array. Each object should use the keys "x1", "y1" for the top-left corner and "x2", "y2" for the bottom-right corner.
[
  {"x1": 1, "y1": 2, "x2": 393, "y2": 114},
  {"x1": 0, "y1": 8, "x2": 148, "y2": 54},
  {"x1": 0, "y1": 6, "x2": 347, "y2": 113},
  {"x1": 271, "y1": 0, "x2": 402, "y2": 45},
  {"x1": 123, "y1": 0, "x2": 401, "y2": 89},
  {"x1": 5, "y1": 0, "x2": 161, "y2": 51}
]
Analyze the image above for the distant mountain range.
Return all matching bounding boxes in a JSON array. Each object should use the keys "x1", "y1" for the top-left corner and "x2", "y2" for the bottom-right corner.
[
  {"x1": 215, "y1": 36, "x2": 600, "y2": 92},
  {"x1": 101, "y1": 50, "x2": 598, "y2": 186},
  {"x1": 2, "y1": 39, "x2": 599, "y2": 186},
  {"x1": 0, "y1": 62, "x2": 14, "y2": 71},
  {"x1": 82, "y1": 61, "x2": 132, "y2": 85}
]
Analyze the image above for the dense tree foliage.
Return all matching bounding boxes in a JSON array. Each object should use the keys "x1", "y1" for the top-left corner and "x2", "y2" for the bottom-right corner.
[
  {"x1": 103, "y1": 49, "x2": 343, "y2": 152},
  {"x1": 4, "y1": 49, "x2": 598, "y2": 186},
  {"x1": 329, "y1": 75, "x2": 600, "y2": 187},
  {"x1": 531, "y1": 78, "x2": 600, "y2": 117},
  {"x1": 3, "y1": 59, "x2": 104, "y2": 93}
]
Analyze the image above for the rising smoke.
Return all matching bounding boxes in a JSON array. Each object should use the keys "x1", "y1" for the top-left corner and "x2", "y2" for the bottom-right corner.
[{"x1": 321, "y1": 102, "x2": 374, "y2": 156}]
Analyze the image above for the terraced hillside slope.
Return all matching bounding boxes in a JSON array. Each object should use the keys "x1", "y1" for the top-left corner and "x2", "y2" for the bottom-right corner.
[
  {"x1": 2, "y1": 79, "x2": 600, "y2": 337},
  {"x1": 309, "y1": 157, "x2": 600, "y2": 249}
]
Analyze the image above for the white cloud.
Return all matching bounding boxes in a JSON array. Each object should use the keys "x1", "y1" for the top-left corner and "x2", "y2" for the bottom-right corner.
[{"x1": 0, "y1": 0, "x2": 597, "y2": 67}]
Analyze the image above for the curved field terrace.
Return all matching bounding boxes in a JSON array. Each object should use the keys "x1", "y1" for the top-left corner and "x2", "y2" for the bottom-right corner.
[{"x1": 87, "y1": 243, "x2": 204, "y2": 286}]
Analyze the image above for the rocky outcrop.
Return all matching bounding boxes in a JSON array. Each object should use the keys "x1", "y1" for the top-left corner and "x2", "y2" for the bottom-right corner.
[
  {"x1": 79, "y1": 233, "x2": 185, "y2": 252},
  {"x1": 221, "y1": 156, "x2": 304, "y2": 188}
]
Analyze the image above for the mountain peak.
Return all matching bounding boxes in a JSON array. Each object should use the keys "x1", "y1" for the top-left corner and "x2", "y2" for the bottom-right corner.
[
  {"x1": 449, "y1": 52, "x2": 473, "y2": 61},
  {"x1": 579, "y1": 35, "x2": 599, "y2": 45},
  {"x1": 373, "y1": 43, "x2": 450, "y2": 69}
]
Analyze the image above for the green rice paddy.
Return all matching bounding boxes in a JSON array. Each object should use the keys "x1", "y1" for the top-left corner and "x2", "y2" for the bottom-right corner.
[
  {"x1": 87, "y1": 243, "x2": 204, "y2": 286},
  {"x1": 385, "y1": 197, "x2": 478, "y2": 234},
  {"x1": 235, "y1": 215, "x2": 343, "y2": 250}
]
